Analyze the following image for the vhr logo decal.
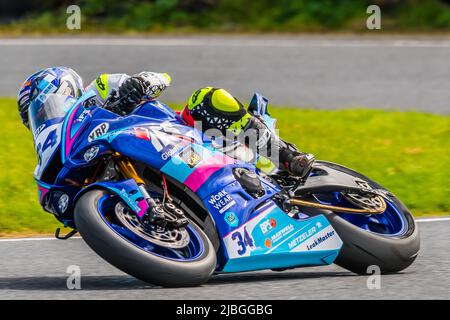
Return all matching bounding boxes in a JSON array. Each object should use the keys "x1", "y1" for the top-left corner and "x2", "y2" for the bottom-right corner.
[{"x1": 88, "y1": 123, "x2": 109, "y2": 142}]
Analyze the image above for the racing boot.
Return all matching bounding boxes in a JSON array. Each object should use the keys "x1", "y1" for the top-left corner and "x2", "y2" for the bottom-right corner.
[
  {"x1": 279, "y1": 142, "x2": 315, "y2": 179},
  {"x1": 239, "y1": 114, "x2": 315, "y2": 179}
]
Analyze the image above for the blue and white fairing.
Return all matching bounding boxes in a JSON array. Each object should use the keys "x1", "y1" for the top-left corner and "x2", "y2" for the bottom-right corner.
[
  {"x1": 200, "y1": 172, "x2": 343, "y2": 272},
  {"x1": 32, "y1": 90, "x2": 343, "y2": 273}
]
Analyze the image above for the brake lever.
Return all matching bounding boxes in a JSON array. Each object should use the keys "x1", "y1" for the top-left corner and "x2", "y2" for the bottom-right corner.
[{"x1": 102, "y1": 90, "x2": 119, "y2": 111}]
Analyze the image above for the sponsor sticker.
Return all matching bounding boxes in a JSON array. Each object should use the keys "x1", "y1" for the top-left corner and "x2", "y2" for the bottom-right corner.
[
  {"x1": 96, "y1": 76, "x2": 106, "y2": 90},
  {"x1": 306, "y1": 231, "x2": 336, "y2": 251},
  {"x1": 58, "y1": 194, "x2": 70, "y2": 213},
  {"x1": 264, "y1": 223, "x2": 295, "y2": 248},
  {"x1": 118, "y1": 188, "x2": 140, "y2": 213},
  {"x1": 88, "y1": 123, "x2": 109, "y2": 142},
  {"x1": 162, "y1": 144, "x2": 185, "y2": 161},
  {"x1": 224, "y1": 212, "x2": 239, "y2": 227},
  {"x1": 75, "y1": 109, "x2": 91, "y2": 123},
  {"x1": 179, "y1": 147, "x2": 202, "y2": 168},
  {"x1": 259, "y1": 217, "x2": 277, "y2": 235},
  {"x1": 84, "y1": 146, "x2": 100, "y2": 162},
  {"x1": 288, "y1": 226, "x2": 317, "y2": 250},
  {"x1": 134, "y1": 127, "x2": 151, "y2": 140},
  {"x1": 34, "y1": 123, "x2": 46, "y2": 137},
  {"x1": 208, "y1": 189, "x2": 236, "y2": 214},
  {"x1": 289, "y1": 225, "x2": 342, "y2": 253}
]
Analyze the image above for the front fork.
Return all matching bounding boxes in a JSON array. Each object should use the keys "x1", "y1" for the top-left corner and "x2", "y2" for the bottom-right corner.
[
  {"x1": 114, "y1": 153, "x2": 158, "y2": 207},
  {"x1": 113, "y1": 153, "x2": 187, "y2": 228}
]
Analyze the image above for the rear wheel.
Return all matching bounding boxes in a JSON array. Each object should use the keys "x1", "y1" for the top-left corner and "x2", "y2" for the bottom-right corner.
[
  {"x1": 74, "y1": 189, "x2": 216, "y2": 287},
  {"x1": 303, "y1": 161, "x2": 420, "y2": 274}
]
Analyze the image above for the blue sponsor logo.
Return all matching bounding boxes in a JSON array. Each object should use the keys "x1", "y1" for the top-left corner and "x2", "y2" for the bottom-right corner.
[{"x1": 306, "y1": 231, "x2": 336, "y2": 251}]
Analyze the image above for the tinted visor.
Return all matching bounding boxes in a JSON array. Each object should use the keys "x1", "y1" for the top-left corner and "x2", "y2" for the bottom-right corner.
[{"x1": 28, "y1": 94, "x2": 76, "y2": 136}]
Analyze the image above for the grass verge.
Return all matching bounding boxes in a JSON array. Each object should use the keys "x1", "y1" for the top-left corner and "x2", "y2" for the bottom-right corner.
[
  {"x1": 1, "y1": 0, "x2": 449, "y2": 35},
  {"x1": 0, "y1": 98, "x2": 448, "y2": 236}
]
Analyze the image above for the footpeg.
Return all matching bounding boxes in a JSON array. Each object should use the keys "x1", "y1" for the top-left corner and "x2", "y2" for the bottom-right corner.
[{"x1": 55, "y1": 228, "x2": 78, "y2": 240}]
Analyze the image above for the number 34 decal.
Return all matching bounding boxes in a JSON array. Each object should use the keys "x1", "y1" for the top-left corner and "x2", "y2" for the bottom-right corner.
[{"x1": 231, "y1": 227, "x2": 255, "y2": 256}]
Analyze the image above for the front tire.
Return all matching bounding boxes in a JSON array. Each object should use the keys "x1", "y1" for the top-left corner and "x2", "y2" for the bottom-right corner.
[{"x1": 74, "y1": 190, "x2": 217, "y2": 287}]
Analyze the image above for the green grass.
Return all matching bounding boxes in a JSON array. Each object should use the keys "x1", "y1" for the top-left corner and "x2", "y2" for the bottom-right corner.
[
  {"x1": 1, "y1": 0, "x2": 449, "y2": 35},
  {"x1": 0, "y1": 98, "x2": 61, "y2": 235},
  {"x1": 271, "y1": 107, "x2": 450, "y2": 216},
  {"x1": 0, "y1": 98, "x2": 449, "y2": 236}
]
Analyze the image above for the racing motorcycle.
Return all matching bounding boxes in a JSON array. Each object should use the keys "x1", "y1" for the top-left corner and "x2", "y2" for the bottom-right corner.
[{"x1": 29, "y1": 90, "x2": 420, "y2": 287}]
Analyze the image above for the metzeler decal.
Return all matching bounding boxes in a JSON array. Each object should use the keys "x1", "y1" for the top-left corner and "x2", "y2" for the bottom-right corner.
[{"x1": 288, "y1": 226, "x2": 317, "y2": 249}]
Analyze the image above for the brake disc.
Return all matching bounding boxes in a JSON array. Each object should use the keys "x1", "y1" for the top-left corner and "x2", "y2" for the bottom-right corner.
[
  {"x1": 114, "y1": 202, "x2": 190, "y2": 249},
  {"x1": 342, "y1": 192, "x2": 385, "y2": 211}
]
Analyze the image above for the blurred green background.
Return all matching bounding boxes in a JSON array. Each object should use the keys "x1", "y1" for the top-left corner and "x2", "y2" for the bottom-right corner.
[{"x1": 0, "y1": 0, "x2": 449, "y2": 34}]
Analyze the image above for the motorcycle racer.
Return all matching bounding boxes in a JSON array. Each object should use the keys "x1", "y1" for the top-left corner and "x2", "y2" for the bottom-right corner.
[
  {"x1": 14, "y1": 67, "x2": 419, "y2": 287},
  {"x1": 18, "y1": 66, "x2": 314, "y2": 180},
  {"x1": 17, "y1": 67, "x2": 171, "y2": 128},
  {"x1": 179, "y1": 87, "x2": 315, "y2": 178}
]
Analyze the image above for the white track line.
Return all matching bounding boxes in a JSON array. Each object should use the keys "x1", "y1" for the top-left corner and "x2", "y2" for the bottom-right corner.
[
  {"x1": 0, "y1": 217, "x2": 448, "y2": 242},
  {"x1": 0, "y1": 38, "x2": 450, "y2": 48},
  {"x1": 416, "y1": 217, "x2": 450, "y2": 223},
  {"x1": 0, "y1": 236, "x2": 81, "y2": 242}
]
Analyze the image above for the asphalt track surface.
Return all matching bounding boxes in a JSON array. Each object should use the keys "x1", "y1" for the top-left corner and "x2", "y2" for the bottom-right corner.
[
  {"x1": 0, "y1": 36, "x2": 449, "y2": 113},
  {"x1": 0, "y1": 218, "x2": 449, "y2": 300}
]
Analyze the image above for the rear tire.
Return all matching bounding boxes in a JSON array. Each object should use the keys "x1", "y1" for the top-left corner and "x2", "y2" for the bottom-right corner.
[
  {"x1": 74, "y1": 190, "x2": 217, "y2": 287},
  {"x1": 326, "y1": 208, "x2": 419, "y2": 274},
  {"x1": 308, "y1": 161, "x2": 420, "y2": 275}
]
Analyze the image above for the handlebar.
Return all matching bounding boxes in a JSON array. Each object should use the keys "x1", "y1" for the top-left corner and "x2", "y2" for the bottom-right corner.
[{"x1": 103, "y1": 88, "x2": 138, "y2": 115}]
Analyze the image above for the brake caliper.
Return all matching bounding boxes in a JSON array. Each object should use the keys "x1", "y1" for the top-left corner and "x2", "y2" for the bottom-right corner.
[{"x1": 146, "y1": 202, "x2": 189, "y2": 229}]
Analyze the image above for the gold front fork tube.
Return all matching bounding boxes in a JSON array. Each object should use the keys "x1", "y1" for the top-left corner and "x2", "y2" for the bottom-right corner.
[
  {"x1": 114, "y1": 153, "x2": 157, "y2": 208},
  {"x1": 114, "y1": 153, "x2": 144, "y2": 185}
]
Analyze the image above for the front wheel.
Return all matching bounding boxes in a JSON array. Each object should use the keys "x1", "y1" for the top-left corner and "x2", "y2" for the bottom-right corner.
[{"x1": 74, "y1": 189, "x2": 217, "y2": 287}]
